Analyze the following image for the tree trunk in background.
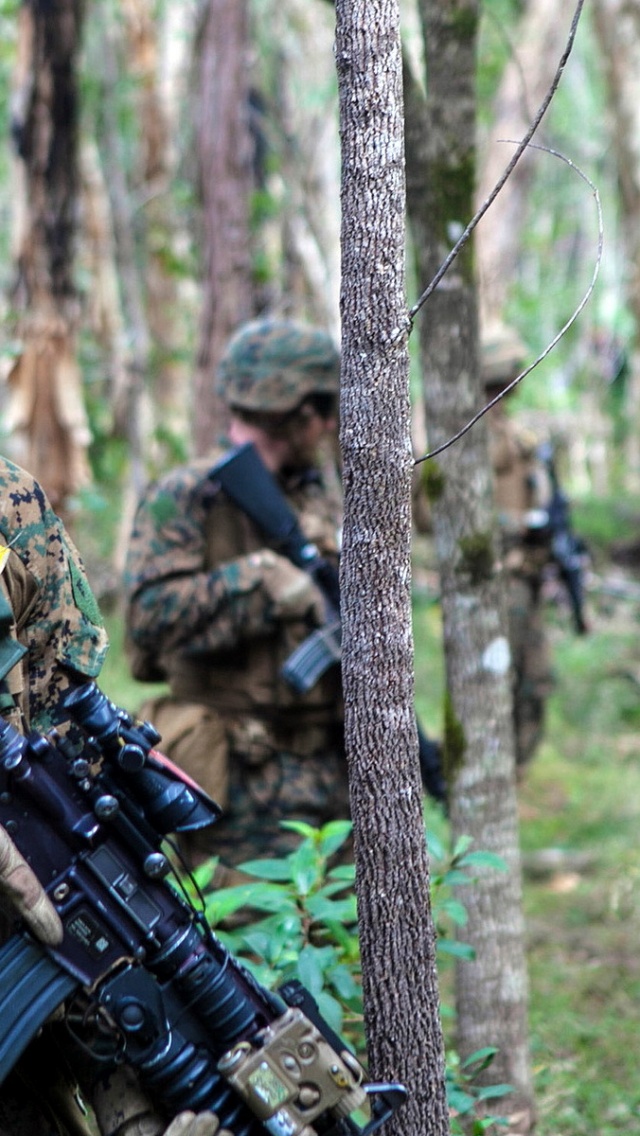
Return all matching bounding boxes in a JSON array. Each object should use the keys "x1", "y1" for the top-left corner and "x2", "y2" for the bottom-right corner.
[
  {"x1": 6, "y1": 0, "x2": 89, "y2": 512},
  {"x1": 123, "y1": 0, "x2": 192, "y2": 448},
  {"x1": 475, "y1": 0, "x2": 571, "y2": 326},
  {"x1": 335, "y1": 3, "x2": 450, "y2": 1135},
  {"x1": 193, "y1": 0, "x2": 253, "y2": 454},
  {"x1": 266, "y1": 0, "x2": 341, "y2": 338},
  {"x1": 591, "y1": 0, "x2": 640, "y2": 492},
  {"x1": 406, "y1": 0, "x2": 534, "y2": 1126}
]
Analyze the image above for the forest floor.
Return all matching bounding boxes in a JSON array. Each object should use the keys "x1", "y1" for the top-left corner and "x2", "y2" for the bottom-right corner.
[
  {"x1": 96, "y1": 499, "x2": 640, "y2": 1136},
  {"x1": 412, "y1": 522, "x2": 640, "y2": 1136}
]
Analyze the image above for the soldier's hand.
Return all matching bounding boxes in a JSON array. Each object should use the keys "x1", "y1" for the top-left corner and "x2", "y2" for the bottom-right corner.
[
  {"x1": 0, "y1": 824, "x2": 63, "y2": 945},
  {"x1": 163, "y1": 1113, "x2": 228, "y2": 1136},
  {"x1": 256, "y1": 551, "x2": 325, "y2": 625}
]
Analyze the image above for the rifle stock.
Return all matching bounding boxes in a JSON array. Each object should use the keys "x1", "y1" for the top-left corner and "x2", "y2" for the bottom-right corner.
[
  {"x1": 212, "y1": 443, "x2": 342, "y2": 691},
  {"x1": 0, "y1": 684, "x2": 406, "y2": 1135},
  {"x1": 537, "y1": 443, "x2": 588, "y2": 635}
]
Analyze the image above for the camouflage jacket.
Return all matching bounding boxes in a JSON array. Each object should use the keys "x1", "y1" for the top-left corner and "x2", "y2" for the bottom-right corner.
[
  {"x1": 0, "y1": 456, "x2": 108, "y2": 733},
  {"x1": 124, "y1": 449, "x2": 344, "y2": 739}
]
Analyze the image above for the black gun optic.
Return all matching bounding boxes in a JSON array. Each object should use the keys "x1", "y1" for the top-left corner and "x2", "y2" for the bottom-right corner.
[{"x1": 61, "y1": 682, "x2": 220, "y2": 834}]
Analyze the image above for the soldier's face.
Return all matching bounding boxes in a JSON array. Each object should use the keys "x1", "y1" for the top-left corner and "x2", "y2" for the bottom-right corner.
[{"x1": 285, "y1": 403, "x2": 337, "y2": 467}]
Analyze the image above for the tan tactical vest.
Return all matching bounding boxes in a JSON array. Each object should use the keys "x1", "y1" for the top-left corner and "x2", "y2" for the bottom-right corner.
[{"x1": 160, "y1": 482, "x2": 344, "y2": 749}]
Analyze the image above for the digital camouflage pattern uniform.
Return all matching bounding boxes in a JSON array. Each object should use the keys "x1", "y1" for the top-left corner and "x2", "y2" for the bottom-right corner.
[
  {"x1": 124, "y1": 320, "x2": 348, "y2": 871},
  {"x1": 0, "y1": 455, "x2": 108, "y2": 735},
  {"x1": 483, "y1": 325, "x2": 555, "y2": 767},
  {"x1": 0, "y1": 455, "x2": 107, "y2": 1136},
  {"x1": 0, "y1": 458, "x2": 210, "y2": 1136}
]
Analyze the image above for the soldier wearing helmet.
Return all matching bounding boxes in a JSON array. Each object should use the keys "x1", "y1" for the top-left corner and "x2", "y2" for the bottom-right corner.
[
  {"x1": 482, "y1": 322, "x2": 555, "y2": 770},
  {"x1": 123, "y1": 318, "x2": 348, "y2": 874}
]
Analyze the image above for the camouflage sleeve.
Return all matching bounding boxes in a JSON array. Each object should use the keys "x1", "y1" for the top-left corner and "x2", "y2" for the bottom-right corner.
[
  {"x1": 124, "y1": 471, "x2": 274, "y2": 658},
  {"x1": 0, "y1": 456, "x2": 109, "y2": 731}
]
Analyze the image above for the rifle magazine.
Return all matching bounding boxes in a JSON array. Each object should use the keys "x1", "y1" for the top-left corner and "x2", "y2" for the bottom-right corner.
[{"x1": 0, "y1": 932, "x2": 78, "y2": 1083}]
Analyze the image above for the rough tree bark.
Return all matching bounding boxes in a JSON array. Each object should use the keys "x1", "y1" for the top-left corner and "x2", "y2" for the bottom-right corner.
[
  {"x1": 193, "y1": 0, "x2": 253, "y2": 455},
  {"x1": 335, "y1": 3, "x2": 450, "y2": 1136},
  {"x1": 405, "y1": 0, "x2": 534, "y2": 1128},
  {"x1": 6, "y1": 0, "x2": 89, "y2": 512}
]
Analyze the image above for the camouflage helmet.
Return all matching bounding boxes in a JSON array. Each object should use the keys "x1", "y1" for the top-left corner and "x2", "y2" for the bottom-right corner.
[
  {"x1": 481, "y1": 322, "x2": 527, "y2": 387},
  {"x1": 217, "y1": 318, "x2": 340, "y2": 413}
]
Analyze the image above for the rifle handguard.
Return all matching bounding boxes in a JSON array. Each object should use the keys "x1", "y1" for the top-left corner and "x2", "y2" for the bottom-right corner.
[{"x1": 0, "y1": 684, "x2": 407, "y2": 1136}]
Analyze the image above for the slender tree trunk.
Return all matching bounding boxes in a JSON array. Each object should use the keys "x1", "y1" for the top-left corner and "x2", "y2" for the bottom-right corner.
[
  {"x1": 335, "y1": 4, "x2": 450, "y2": 1136},
  {"x1": 591, "y1": 0, "x2": 640, "y2": 492},
  {"x1": 123, "y1": 0, "x2": 191, "y2": 444},
  {"x1": 475, "y1": 0, "x2": 572, "y2": 325},
  {"x1": 6, "y1": 0, "x2": 89, "y2": 513},
  {"x1": 193, "y1": 0, "x2": 253, "y2": 454},
  {"x1": 406, "y1": 1, "x2": 534, "y2": 1127}
]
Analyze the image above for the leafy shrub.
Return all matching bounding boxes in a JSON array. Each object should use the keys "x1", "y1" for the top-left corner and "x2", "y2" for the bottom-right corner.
[{"x1": 186, "y1": 819, "x2": 510, "y2": 1132}]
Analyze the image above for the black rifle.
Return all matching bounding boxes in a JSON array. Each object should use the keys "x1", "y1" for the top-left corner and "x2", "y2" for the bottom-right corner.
[
  {"x1": 211, "y1": 443, "x2": 446, "y2": 805},
  {"x1": 0, "y1": 683, "x2": 406, "y2": 1135},
  {"x1": 537, "y1": 442, "x2": 589, "y2": 635}
]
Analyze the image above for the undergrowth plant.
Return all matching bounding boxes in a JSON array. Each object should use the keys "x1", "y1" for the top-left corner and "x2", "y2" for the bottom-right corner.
[{"x1": 186, "y1": 819, "x2": 511, "y2": 1134}]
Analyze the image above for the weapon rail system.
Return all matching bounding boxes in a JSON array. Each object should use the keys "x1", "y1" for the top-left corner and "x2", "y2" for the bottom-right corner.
[{"x1": 0, "y1": 682, "x2": 405, "y2": 1136}]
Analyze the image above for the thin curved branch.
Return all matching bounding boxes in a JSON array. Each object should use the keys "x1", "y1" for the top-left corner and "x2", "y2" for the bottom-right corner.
[
  {"x1": 415, "y1": 144, "x2": 603, "y2": 465},
  {"x1": 406, "y1": 0, "x2": 586, "y2": 325}
]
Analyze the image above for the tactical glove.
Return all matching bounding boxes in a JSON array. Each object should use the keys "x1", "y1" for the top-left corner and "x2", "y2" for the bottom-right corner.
[
  {"x1": 163, "y1": 1113, "x2": 226, "y2": 1136},
  {"x1": 0, "y1": 823, "x2": 63, "y2": 945},
  {"x1": 224, "y1": 550, "x2": 325, "y2": 626},
  {"x1": 93, "y1": 1064, "x2": 231, "y2": 1136},
  {"x1": 258, "y1": 550, "x2": 325, "y2": 624}
]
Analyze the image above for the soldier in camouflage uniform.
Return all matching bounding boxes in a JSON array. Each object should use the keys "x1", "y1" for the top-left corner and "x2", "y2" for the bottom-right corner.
[
  {"x1": 0, "y1": 456, "x2": 221, "y2": 1136},
  {"x1": 124, "y1": 318, "x2": 348, "y2": 873},
  {"x1": 483, "y1": 324, "x2": 555, "y2": 768}
]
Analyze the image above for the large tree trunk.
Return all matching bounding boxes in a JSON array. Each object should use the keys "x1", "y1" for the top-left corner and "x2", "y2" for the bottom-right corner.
[
  {"x1": 406, "y1": 0, "x2": 534, "y2": 1127},
  {"x1": 193, "y1": 0, "x2": 253, "y2": 455},
  {"x1": 6, "y1": 0, "x2": 88, "y2": 512},
  {"x1": 335, "y1": 4, "x2": 450, "y2": 1136}
]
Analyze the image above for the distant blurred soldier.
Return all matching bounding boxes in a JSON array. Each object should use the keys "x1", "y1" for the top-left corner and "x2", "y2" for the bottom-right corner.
[
  {"x1": 124, "y1": 318, "x2": 350, "y2": 875},
  {"x1": 482, "y1": 323, "x2": 556, "y2": 769}
]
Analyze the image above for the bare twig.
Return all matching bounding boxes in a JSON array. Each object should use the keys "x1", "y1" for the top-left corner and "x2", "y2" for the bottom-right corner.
[
  {"x1": 406, "y1": 0, "x2": 586, "y2": 324},
  {"x1": 415, "y1": 144, "x2": 603, "y2": 464}
]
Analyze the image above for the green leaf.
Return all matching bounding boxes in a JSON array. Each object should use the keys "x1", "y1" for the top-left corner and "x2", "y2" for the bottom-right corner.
[
  {"x1": 461, "y1": 1046, "x2": 499, "y2": 1070},
  {"x1": 237, "y1": 858, "x2": 296, "y2": 881},
  {"x1": 452, "y1": 834, "x2": 474, "y2": 859},
  {"x1": 318, "y1": 819, "x2": 353, "y2": 858},
  {"x1": 279, "y1": 820, "x2": 318, "y2": 839},
  {"x1": 436, "y1": 898, "x2": 469, "y2": 926},
  {"x1": 437, "y1": 939, "x2": 475, "y2": 960},
  {"x1": 457, "y1": 851, "x2": 508, "y2": 872},
  {"x1": 307, "y1": 894, "x2": 358, "y2": 925},
  {"x1": 315, "y1": 988, "x2": 344, "y2": 1033},
  {"x1": 289, "y1": 840, "x2": 323, "y2": 895},
  {"x1": 296, "y1": 945, "x2": 327, "y2": 996},
  {"x1": 315, "y1": 879, "x2": 354, "y2": 899},
  {"x1": 447, "y1": 1086, "x2": 476, "y2": 1115},
  {"x1": 475, "y1": 1084, "x2": 513, "y2": 1102},
  {"x1": 328, "y1": 964, "x2": 360, "y2": 1002},
  {"x1": 426, "y1": 829, "x2": 446, "y2": 862},
  {"x1": 327, "y1": 864, "x2": 356, "y2": 883},
  {"x1": 439, "y1": 869, "x2": 475, "y2": 887}
]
